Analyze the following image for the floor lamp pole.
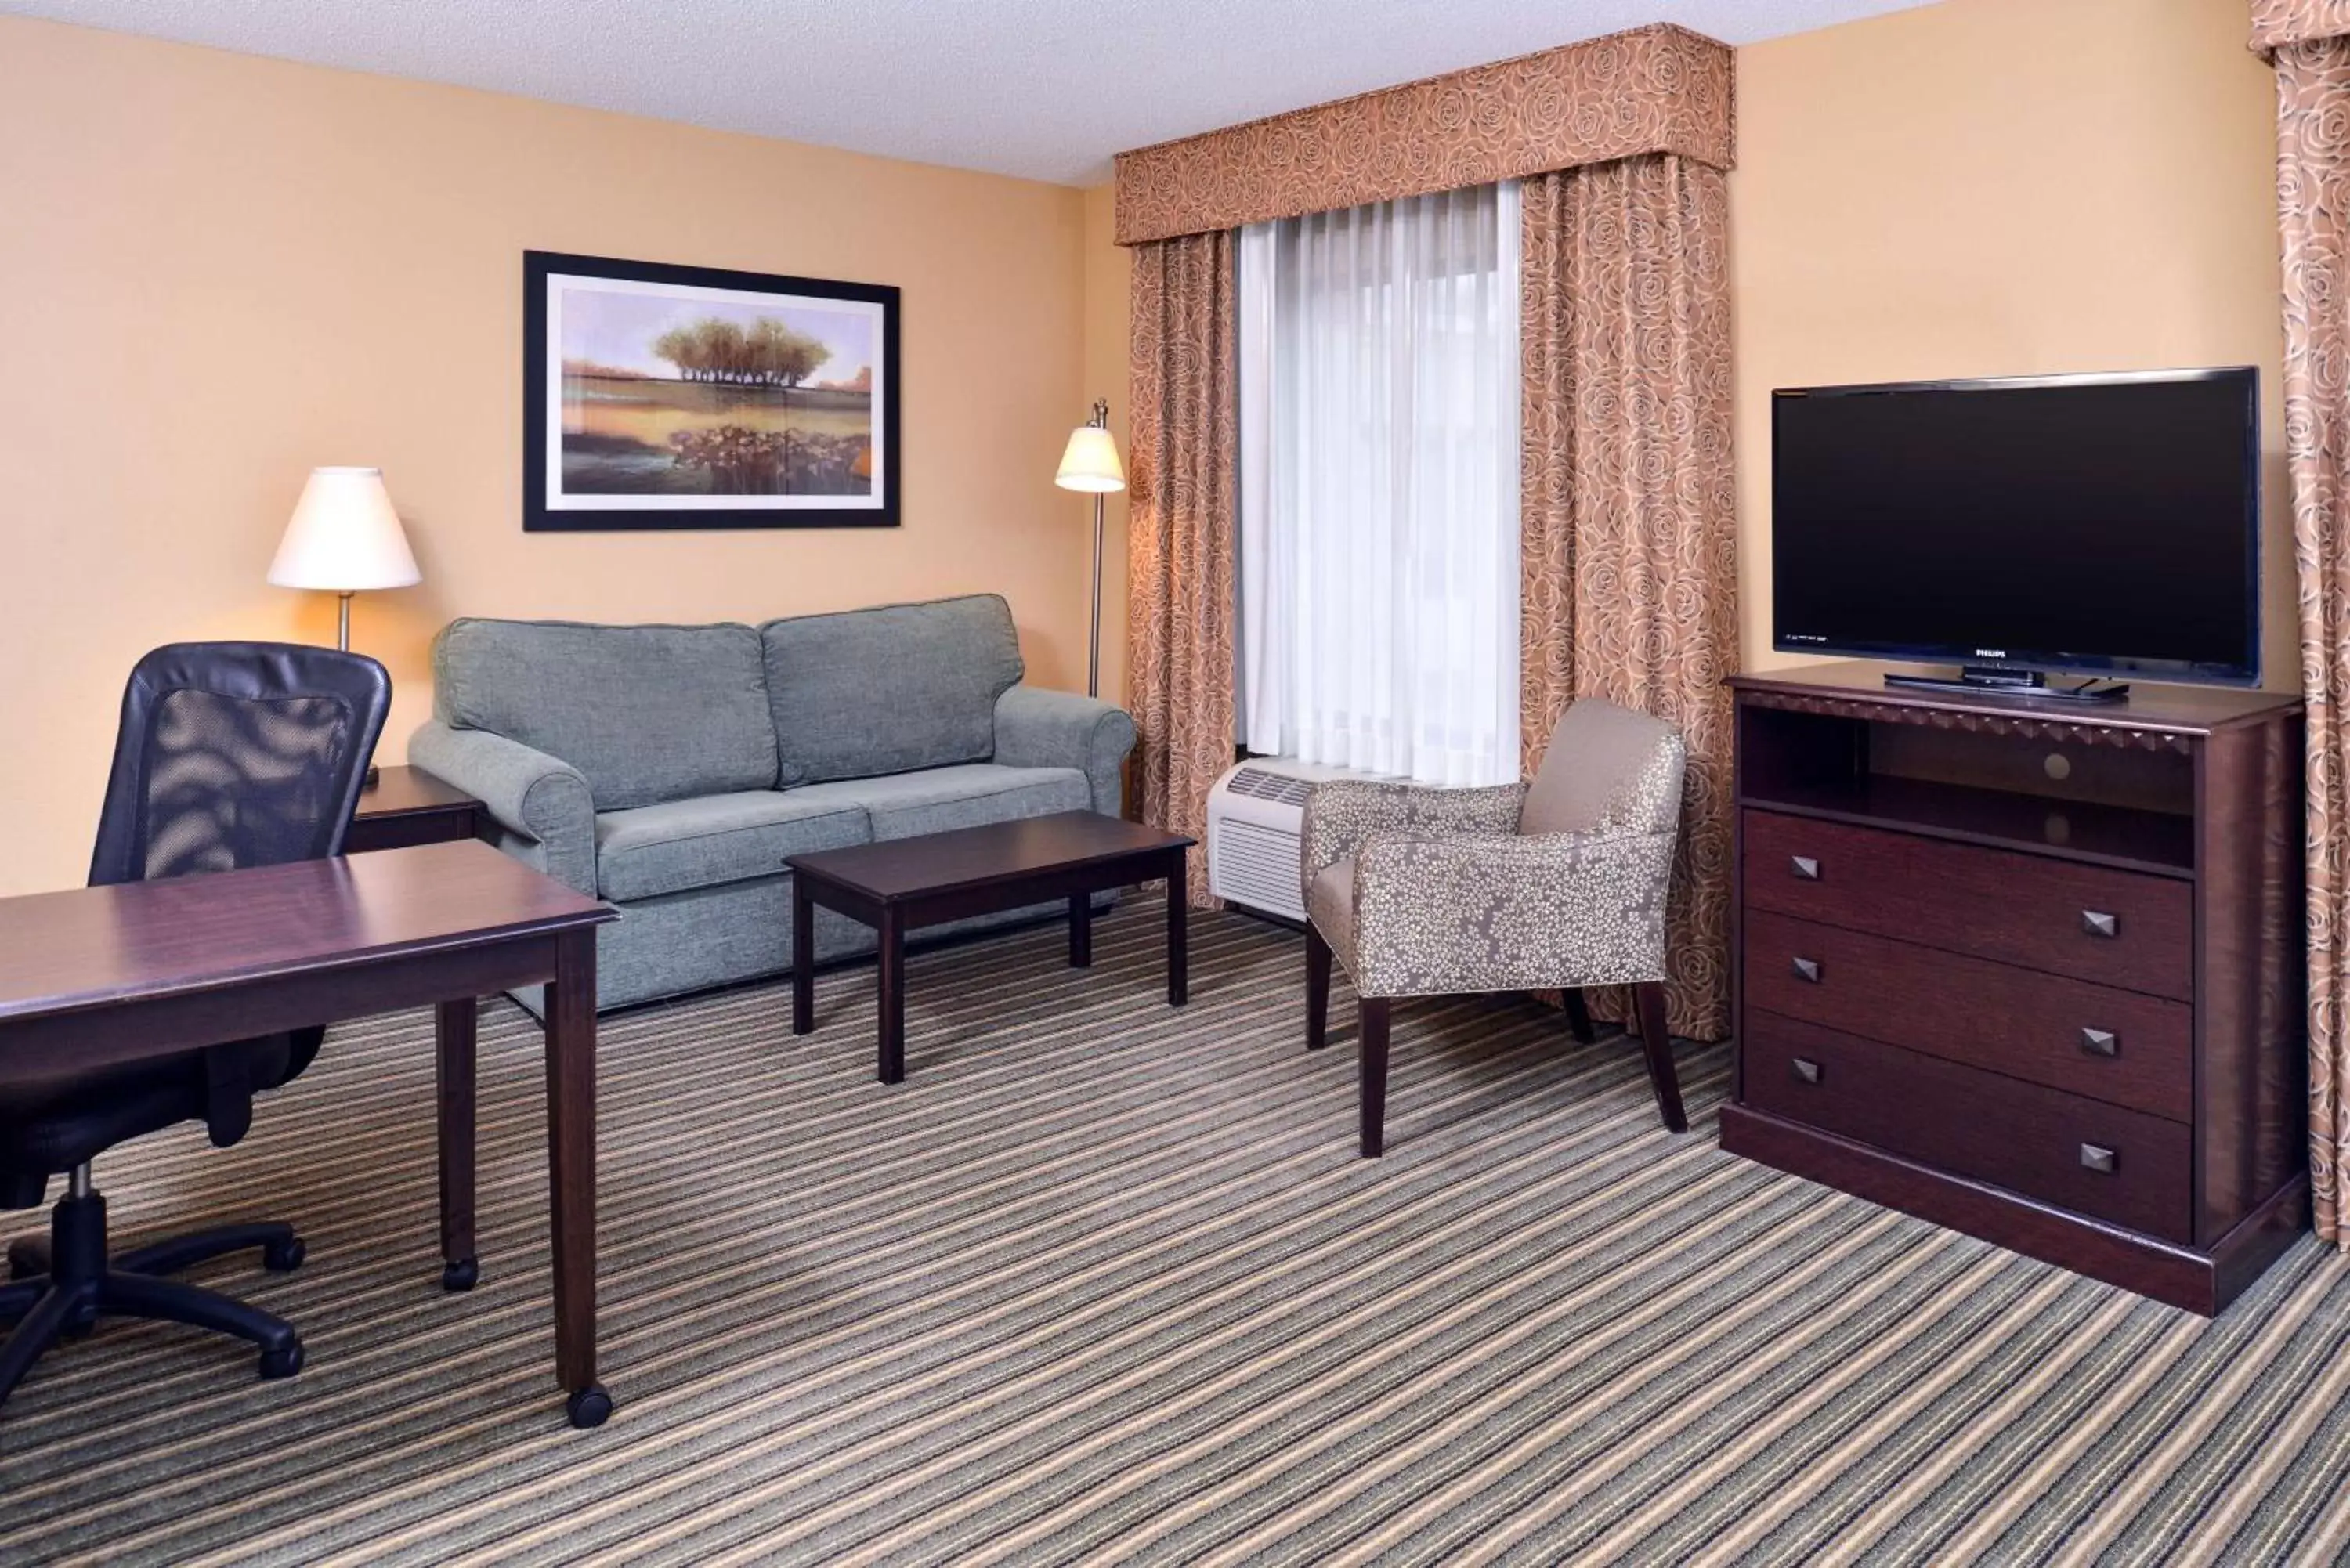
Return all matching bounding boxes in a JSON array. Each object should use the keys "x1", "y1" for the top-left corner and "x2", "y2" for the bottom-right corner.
[{"x1": 1088, "y1": 494, "x2": 1104, "y2": 699}]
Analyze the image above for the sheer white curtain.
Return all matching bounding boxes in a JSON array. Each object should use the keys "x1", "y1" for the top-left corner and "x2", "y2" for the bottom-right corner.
[{"x1": 1238, "y1": 180, "x2": 1521, "y2": 787}]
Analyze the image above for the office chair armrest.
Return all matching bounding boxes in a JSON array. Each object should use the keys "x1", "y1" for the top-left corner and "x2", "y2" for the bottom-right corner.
[
  {"x1": 1347, "y1": 827, "x2": 1674, "y2": 997},
  {"x1": 1300, "y1": 779, "x2": 1527, "y2": 883},
  {"x1": 407, "y1": 721, "x2": 597, "y2": 896},
  {"x1": 992, "y1": 685, "x2": 1136, "y2": 818}
]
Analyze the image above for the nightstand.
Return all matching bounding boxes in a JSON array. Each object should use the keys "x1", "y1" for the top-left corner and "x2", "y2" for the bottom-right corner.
[{"x1": 347, "y1": 765, "x2": 485, "y2": 854}]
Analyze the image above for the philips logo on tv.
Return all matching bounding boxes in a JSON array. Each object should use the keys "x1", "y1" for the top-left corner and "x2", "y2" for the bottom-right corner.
[{"x1": 1975, "y1": 649, "x2": 2007, "y2": 659}]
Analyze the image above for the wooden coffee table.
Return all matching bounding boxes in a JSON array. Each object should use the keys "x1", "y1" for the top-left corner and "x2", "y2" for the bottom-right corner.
[{"x1": 785, "y1": 811, "x2": 1195, "y2": 1083}]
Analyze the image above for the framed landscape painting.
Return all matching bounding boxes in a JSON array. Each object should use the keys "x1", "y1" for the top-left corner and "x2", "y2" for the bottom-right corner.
[{"x1": 524, "y1": 251, "x2": 900, "y2": 530}]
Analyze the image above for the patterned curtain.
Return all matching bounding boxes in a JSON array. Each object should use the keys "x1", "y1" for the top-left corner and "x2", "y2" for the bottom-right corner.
[
  {"x1": 1127, "y1": 232, "x2": 1239, "y2": 904},
  {"x1": 1519, "y1": 154, "x2": 1737, "y2": 1042},
  {"x1": 2271, "y1": 24, "x2": 2350, "y2": 1244}
]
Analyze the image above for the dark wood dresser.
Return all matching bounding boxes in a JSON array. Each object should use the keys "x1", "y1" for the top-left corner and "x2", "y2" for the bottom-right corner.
[{"x1": 1717, "y1": 663, "x2": 2306, "y2": 1313}]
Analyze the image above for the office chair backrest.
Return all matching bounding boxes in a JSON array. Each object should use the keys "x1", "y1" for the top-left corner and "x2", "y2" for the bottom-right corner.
[{"x1": 89, "y1": 642, "x2": 392, "y2": 887}]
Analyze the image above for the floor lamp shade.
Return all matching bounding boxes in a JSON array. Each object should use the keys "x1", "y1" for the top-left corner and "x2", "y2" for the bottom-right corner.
[{"x1": 267, "y1": 468, "x2": 421, "y2": 594}]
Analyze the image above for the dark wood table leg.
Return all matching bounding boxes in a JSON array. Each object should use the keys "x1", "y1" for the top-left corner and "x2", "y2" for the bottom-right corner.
[
  {"x1": 1068, "y1": 891, "x2": 1094, "y2": 968},
  {"x1": 1167, "y1": 851, "x2": 1189, "y2": 1006},
  {"x1": 544, "y1": 927, "x2": 609, "y2": 1429},
  {"x1": 792, "y1": 876, "x2": 816, "y2": 1035},
  {"x1": 434, "y1": 996, "x2": 479, "y2": 1292},
  {"x1": 877, "y1": 905, "x2": 906, "y2": 1085}
]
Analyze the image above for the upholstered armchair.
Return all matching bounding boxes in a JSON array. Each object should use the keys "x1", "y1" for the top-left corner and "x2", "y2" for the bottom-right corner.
[{"x1": 1300, "y1": 698, "x2": 1690, "y2": 1157}]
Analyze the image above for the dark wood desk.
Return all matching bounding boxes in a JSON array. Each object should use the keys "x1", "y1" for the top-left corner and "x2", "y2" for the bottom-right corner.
[
  {"x1": 786, "y1": 811, "x2": 1195, "y2": 1084},
  {"x1": 0, "y1": 841, "x2": 620, "y2": 1425},
  {"x1": 347, "y1": 765, "x2": 484, "y2": 854}
]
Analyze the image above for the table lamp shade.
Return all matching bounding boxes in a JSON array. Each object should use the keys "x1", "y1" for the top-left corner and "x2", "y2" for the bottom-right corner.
[
  {"x1": 1054, "y1": 426, "x2": 1126, "y2": 494},
  {"x1": 267, "y1": 467, "x2": 421, "y2": 591}
]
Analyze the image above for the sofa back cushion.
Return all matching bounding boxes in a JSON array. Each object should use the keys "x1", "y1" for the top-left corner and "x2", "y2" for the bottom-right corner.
[
  {"x1": 434, "y1": 618, "x2": 778, "y2": 811},
  {"x1": 761, "y1": 594, "x2": 1025, "y2": 785}
]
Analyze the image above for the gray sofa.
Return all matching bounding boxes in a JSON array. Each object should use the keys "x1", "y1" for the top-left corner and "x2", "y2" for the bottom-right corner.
[{"x1": 409, "y1": 594, "x2": 1136, "y2": 1013}]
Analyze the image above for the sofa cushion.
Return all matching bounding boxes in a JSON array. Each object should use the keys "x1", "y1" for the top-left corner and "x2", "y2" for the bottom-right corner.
[
  {"x1": 1308, "y1": 855, "x2": 1358, "y2": 965},
  {"x1": 782, "y1": 763, "x2": 1087, "y2": 841},
  {"x1": 595, "y1": 790, "x2": 869, "y2": 902},
  {"x1": 761, "y1": 594, "x2": 1025, "y2": 786},
  {"x1": 435, "y1": 619, "x2": 778, "y2": 811}
]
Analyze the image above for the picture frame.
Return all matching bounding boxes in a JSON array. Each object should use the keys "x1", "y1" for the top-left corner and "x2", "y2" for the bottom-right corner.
[{"x1": 523, "y1": 250, "x2": 901, "y2": 531}]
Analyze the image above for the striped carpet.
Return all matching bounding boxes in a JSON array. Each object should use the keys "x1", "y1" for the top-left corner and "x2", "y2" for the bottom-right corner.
[{"x1": 5, "y1": 907, "x2": 2350, "y2": 1564}]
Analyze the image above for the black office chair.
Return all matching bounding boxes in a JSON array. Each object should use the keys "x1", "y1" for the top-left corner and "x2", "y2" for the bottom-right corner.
[{"x1": 0, "y1": 642, "x2": 390, "y2": 1412}]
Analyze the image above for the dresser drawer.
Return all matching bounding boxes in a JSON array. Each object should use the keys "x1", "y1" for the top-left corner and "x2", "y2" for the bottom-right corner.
[
  {"x1": 1742, "y1": 810, "x2": 2193, "y2": 1001},
  {"x1": 1744, "y1": 909, "x2": 2193, "y2": 1122},
  {"x1": 1744, "y1": 1010, "x2": 2193, "y2": 1243}
]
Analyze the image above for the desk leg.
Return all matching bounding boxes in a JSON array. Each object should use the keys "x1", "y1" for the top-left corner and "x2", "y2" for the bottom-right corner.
[
  {"x1": 792, "y1": 878, "x2": 816, "y2": 1036},
  {"x1": 544, "y1": 927, "x2": 609, "y2": 1429},
  {"x1": 435, "y1": 998, "x2": 479, "y2": 1292},
  {"x1": 1167, "y1": 852, "x2": 1189, "y2": 1006},
  {"x1": 1068, "y1": 892, "x2": 1094, "y2": 968},
  {"x1": 877, "y1": 907, "x2": 906, "y2": 1085}
]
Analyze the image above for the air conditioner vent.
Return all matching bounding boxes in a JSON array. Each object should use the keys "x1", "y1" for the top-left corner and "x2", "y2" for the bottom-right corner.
[
  {"x1": 1224, "y1": 765, "x2": 1314, "y2": 807},
  {"x1": 1209, "y1": 818, "x2": 1306, "y2": 921}
]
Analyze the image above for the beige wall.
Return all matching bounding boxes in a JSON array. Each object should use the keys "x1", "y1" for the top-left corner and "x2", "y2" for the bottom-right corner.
[
  {"x1": 0, "y1": 15, "x2": 1090, "y2": 895},
  {"x1": 1732, "y1": 0, "x2": 2291, "y2": 683}
]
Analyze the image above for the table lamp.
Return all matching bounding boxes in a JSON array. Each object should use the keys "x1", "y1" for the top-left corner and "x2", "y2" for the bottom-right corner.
[
  {"x1": 268, "y1": 466, "x2": 420, "y2": 788},
  {"x1": 1054, "y1": 400, "x2": 1125, "y2": 699},
  {"x1": 267, "y1": 466, "x2": 421, "y2": 654}
]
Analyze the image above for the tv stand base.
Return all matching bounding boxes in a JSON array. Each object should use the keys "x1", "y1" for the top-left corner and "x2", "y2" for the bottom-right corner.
[{"x1": 1883, "y1": 667, "x2": 2130, "y2": 703}]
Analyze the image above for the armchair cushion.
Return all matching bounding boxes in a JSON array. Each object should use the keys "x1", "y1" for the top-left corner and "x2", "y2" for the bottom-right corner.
[
  {"x1": 1520, "y1": 698, "x2": 1687, "y2": 836},
  {"x1": 1307, "y1": 855, "x2": 1358, "y2": 966}
]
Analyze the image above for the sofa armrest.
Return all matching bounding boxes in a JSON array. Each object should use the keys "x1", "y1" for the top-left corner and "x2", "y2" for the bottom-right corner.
[
  {"x1": 1300, "y1": 779, "x2": 1528, "y2": 883},
  {"x1": 1348, "y1": 827, "x2": 1674, "y2": 997},
  {"x1": 407, "y1": 720, "x2": 598, "y2": 895},
  {"x1": 992, "y1": 685, "x2": 1137, "y2": 816}
]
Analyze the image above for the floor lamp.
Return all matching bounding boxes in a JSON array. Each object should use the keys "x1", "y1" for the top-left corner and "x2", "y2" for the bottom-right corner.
[{"x1": 1054, "y1": 400, "x2": 1126, "y2": 699}]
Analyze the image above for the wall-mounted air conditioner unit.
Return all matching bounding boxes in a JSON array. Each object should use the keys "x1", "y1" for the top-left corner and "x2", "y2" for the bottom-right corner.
[{"x1": 1206, "y1": 757, "x2": 1389, "y2": 922}]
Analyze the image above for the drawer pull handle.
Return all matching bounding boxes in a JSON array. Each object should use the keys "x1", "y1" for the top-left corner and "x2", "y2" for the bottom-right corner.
[
  {"x1": 1790, "y1": 855, "x2": 1821, "y2": 881},
  {"x1": 1791, "y1": 1057, "x2": 1824, "y2": 1085},
  {"x1": 1791, "y1": 956, "x2": 1823, "y2": 984},
  {"x1": 2080, "y1": 1143, "x2": 2118, "y2": 1175},
  {"x1": 2081, "y1": 909, "x2": 2120, "y2": 939},
  {"x1": 2080, "y1": 1027, "x2": 2119, "y2": 1057}
]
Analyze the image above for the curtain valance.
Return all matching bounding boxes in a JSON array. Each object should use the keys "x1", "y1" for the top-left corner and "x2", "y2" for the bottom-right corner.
[
  {"x1": 2253, "y1": 0, "x2": 2350, "y2": 52},
  {"x1": 1112, "y1": 23, "x2": 1734, "y2": 247}
]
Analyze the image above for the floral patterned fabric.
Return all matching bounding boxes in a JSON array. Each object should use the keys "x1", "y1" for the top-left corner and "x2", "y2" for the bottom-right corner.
[
  {"x1": 2269, "y1": 21, "x2": 2350, "y2": 1245},
  {"x1": 2254, "y1": 0, "x2": 2350, "y2": 52},
  {"x1": 1112, "y1": 25, "x2": 1735, "y2": 246},
  {"x1": 1519, "y1": 155, "x2": 1737, "y2": 1042},
  {"x1": 1126, "y1": 231, "x2": 1239, "y2": 905},
  {"x1": 1301, "y1": 698, "x2": 1686, "y2": 1001}
]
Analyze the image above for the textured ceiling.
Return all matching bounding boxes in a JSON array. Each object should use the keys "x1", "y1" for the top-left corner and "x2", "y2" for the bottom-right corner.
[{"x1": 0, "y1": 0, "x2": 1941, "y2": 185}]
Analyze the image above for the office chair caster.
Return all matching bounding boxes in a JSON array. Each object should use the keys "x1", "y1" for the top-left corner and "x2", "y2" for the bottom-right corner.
[
  {"x1": 442, "y1": 1257, "x2": 479, "y2": 1292},
  {"x1": 263, "y1": 1236, "x2": 306, "y2": 1272},
  {"x1": 259, "y1": 1338, "x2": 305, "y2": 1380},
  {"x1": 8, "y1": 1238, "x2": 44, "y2": 1281},
  {"x1": 567, "y1": 1384, "x2": 613, "y2": 1429}
]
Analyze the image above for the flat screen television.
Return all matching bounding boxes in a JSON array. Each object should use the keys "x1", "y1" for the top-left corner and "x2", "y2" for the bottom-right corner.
[{"x1": 1771, "y1": 367, "x2": 2260, "y2": 695}]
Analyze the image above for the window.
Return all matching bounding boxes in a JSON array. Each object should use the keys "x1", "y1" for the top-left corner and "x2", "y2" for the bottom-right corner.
[{"x1": 1237, "y1": 180, "x2": 1522, "y2": 787}]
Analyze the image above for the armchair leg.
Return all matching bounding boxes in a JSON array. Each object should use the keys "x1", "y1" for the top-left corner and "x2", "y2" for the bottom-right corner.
[
  {"x1": 1562, "y1": 988, "x2": 1596, "y2": 1045},
  {"x1": 1358, "y1": 997, "x2": 1392, "y2": 1158},
  {"x1": 1305, "y1": 925, "x2": 1332, "y2": 1051},
  {"x1": 1632, "y1": 981, "x2": 1687, "y2": 1133}
]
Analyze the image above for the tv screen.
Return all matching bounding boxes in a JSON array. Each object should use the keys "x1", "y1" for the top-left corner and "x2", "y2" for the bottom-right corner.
[{"x1": 1771, "y1": 368, "x2": 2259, "y2": 685}]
